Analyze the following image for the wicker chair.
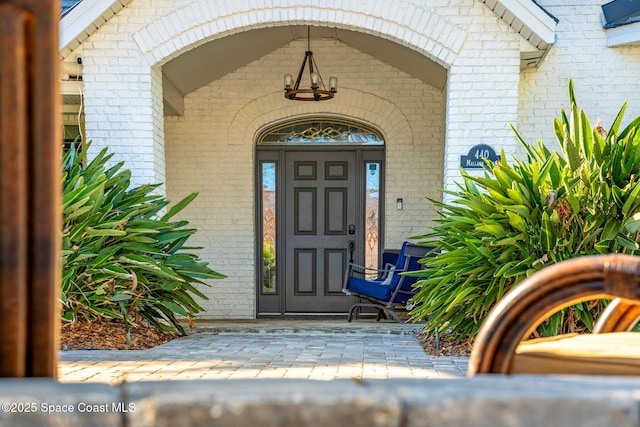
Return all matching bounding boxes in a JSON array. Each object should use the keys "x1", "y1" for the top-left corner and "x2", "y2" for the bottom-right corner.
[{"x1": 468, "y1": 254, "x2": 640, "y2": 376}]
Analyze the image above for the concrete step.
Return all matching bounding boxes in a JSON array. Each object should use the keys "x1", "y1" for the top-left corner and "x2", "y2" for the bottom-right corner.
[{"x1": 189, "y1": 319, "x2": 424, "y2": 336}]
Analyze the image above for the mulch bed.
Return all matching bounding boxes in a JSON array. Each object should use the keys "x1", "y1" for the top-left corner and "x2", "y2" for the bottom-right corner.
[
  {"x1": 60, "y1": 321, "x2": 177, "y2": 350},
  {"x1": 417, "y1": 332, "x2": 472, "y2": 357}
]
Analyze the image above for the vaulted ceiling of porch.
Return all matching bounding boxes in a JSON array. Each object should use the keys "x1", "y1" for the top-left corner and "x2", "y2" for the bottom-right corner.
[{"x1": 160, "y1": 26, "x2": 449, "y2": 116}]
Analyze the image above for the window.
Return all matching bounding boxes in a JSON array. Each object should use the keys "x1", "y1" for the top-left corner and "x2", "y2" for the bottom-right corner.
[
  {"x1": 63, "y1": 124, "x2": 82, "y2": 154},
  {"x1": 261, "y1": 162, "x2": 277, "y2": 294},
  {"x1": 257, "y1": 117, "x2": 383, "y2": 145},
  {"x1": 365, "y1": 162, "x2": 381, "y2": 275}
]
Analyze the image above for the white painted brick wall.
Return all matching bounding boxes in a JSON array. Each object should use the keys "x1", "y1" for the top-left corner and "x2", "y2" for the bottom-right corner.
[
  {"x1": 518, "y1": 0, "x2": 640, "y2": 153},
  {"x1": 81, "y1": 5, "x2": 168, "y2": 188},
  {"x1": 442, "y1": 1, "x2": 522, "y2": 198}
]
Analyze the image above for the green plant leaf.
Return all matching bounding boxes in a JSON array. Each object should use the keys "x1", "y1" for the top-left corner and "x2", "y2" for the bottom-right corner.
[
  {"x1": 160, "y1": 300, "x2": 189, "y2": 317},
  {"x1": 624, "y1": 212, "x2": 640, "y2": 233},
  {"x1": 475, "y1": 223, "x2": 507, "y2": 237},
  {"x1": 602, "y1": 220, "x2": 620, "y2": 241},
  {"x1": 608, "y1": 102, "x2": 628, "y2": 137},
  {"x1": 506, "y1": 211, "x2": 526, "y2": 232},
  {"x1": 109, "y1": 293, "x2": 132, "y2": 302},
  {"x1": 84, "y1": 227, "x2": 127, "y2": 237},
  {"x1": 622, "y1": 183, "x2": 640, "y2": 216},
  {"x1": 616, "y1": 234, "x2": 639, "y2": 251},
  {"x1": 161, "y1": 191, "x2": 199, "y2": 221}
]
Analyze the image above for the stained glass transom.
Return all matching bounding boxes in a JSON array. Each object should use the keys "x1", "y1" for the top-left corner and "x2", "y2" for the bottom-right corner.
[{"x1": 258, "y1": 118, "x2": 383, "y2": 145}]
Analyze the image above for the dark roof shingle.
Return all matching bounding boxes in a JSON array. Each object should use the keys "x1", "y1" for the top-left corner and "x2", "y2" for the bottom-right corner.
[
  {"x1": 61, "y1": 0, "x2": 82, "y2": 16},
  {"x1": 602, "y1": 0, "x2": 640, "y2": 28}
]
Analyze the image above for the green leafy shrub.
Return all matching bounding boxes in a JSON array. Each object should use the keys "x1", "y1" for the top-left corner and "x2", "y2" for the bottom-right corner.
[
  {"x1": 410, "y1": 81, "x2": 640, "y2": 341},
  {"x1": 61, "y1": 143, "x2": 225, "y2": 336}
]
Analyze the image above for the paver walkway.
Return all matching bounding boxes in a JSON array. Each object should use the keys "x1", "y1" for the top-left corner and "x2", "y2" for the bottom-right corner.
[{"x1": 59, "y1": 321, "x2": 469, "y2": 384}]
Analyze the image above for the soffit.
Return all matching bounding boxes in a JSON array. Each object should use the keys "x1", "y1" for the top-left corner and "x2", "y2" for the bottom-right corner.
[
  {"x1": 60, "y1": 0, "x2": 134, "y2": 59},
  {"x1": 162, "y1": 26, "x2": 448, "y2": 97},
  {"x1": 481, "y1": 0, "x2": 558, "y2": 67}
]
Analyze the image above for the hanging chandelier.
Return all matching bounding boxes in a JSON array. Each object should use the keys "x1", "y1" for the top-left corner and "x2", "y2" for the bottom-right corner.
[{"x1": 284, "y1": 27, "x2": 337, "y2": 101}]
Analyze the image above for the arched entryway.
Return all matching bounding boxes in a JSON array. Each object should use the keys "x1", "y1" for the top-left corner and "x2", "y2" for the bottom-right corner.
[{"x1": 256, "y1": 117, "x2": 385, "y2": 315}]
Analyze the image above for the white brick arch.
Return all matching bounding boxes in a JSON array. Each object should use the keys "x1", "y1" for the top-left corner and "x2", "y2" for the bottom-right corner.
[
  {"x1": 133, "y1": 1, "x2": 466, "y2": 69},
  {"x1": 228, "y1": 89, "x2": 412, "y2": 147}
]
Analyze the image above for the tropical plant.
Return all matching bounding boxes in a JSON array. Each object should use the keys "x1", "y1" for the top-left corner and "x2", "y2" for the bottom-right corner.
[
  {"x1": 410, "y1": 81, "x2": 640, "y2": 341},
  {"x1": 61, "y1": 143, "x2": 225, "y2": 338}
]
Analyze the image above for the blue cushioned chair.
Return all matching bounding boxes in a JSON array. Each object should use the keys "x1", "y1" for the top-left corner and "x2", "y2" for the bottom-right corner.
[{"x1": 342, "y1": 242, "x2": 433, "y2": 322}]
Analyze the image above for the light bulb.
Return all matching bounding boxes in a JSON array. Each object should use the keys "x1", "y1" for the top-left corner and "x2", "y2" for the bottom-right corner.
[
  {"x1": 329, "y1": 77, "x2": 337, "y2": 92},
  {"x1": 284, "y1": 74, "x2": 293, "y2": 89},
  {"x1": 311, "y1": 72, "x2": 319, "y2": 86}
]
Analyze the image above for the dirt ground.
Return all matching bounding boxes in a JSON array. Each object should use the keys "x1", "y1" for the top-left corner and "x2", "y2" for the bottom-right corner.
[
  {"x1": 417, "y1": 332, "x2": 472, "y2": 357},
  {"x1": 60, "y1": 321, "x2": 176, "y2": 350}
]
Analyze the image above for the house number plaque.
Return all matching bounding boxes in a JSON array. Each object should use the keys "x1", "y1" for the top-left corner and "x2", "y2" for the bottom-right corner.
[{"x1": 460, "y1": 144, "x2": 501, "y2": 169}]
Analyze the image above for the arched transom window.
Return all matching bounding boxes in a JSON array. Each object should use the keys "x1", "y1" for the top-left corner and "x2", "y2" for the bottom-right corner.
[{"x1": 257, "y1": 117, "x2": 384, "y2": 145}]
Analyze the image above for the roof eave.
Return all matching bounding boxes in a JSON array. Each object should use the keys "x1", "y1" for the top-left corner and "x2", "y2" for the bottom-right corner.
[
  {"x1": 483, "y1": 0, "x2": 558, "y2": 47},
  {"x1": 481, "y1": 0, "x2": 558, "y2": 68},
  {"x1": 60, "y1": 0, "x2": 134, "y2": 58},
  {"x1": 605, "y1": 20, "x2": 640, "y2": 46}
]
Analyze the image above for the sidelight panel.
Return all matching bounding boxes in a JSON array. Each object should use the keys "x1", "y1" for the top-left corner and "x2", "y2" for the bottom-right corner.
[
  {"x1": 261, "y1": 162, "x2": 277, "y2": 294},
  {"x1": 365, "y1": 162, "x2": 381, "y2": 276}
]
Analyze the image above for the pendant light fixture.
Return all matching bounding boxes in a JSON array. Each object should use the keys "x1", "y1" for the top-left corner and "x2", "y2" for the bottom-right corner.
[{"x1": 284, "y1": 26, "x2": 337, "y2": 101}]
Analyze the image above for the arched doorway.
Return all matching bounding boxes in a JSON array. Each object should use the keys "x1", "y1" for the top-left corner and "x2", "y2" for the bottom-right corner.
[{"x1": 256, "y1": 117, "x2": 385, "y2": 315}]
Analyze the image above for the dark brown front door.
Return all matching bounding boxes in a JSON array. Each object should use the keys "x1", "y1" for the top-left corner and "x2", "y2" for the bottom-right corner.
[{"x1": 284, "y1": 151, "x2": 357, "y2": 312}]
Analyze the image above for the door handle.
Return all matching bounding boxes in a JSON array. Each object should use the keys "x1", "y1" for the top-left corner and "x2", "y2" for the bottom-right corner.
[{"x1": 348, "y1": 240, "x2": 355, "y2": 263}]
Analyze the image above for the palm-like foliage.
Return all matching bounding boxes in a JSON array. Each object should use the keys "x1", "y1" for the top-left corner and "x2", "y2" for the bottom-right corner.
[
  {"x1": 61, "y1": 143, "x2": 225, "y2": 335},
  {"x1": 410, "y1": 81, "x2": 640, "y2": 340}
]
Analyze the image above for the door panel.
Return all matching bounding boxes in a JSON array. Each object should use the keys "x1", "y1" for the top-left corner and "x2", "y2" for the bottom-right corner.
[
  {"x1": 325, "y1": 188, "x2": 346, "y2": 234},
  {"x1": 294, "y1": 188, "x2": 316, "y2": 234},
  {"x1": 325, "y1": 249, "x2": 347, "y2": 294},
  {"x1": 285, "y1": 151, "x2": 357, "y2": 312},
  {"x1": 294, "y1": 249, "x2": 316, "y2": 294}
]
